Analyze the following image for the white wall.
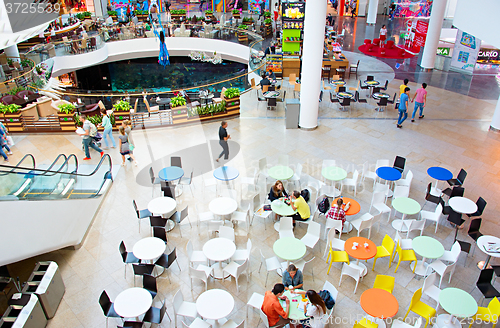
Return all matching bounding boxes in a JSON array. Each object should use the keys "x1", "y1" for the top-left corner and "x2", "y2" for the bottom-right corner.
[
  {"x1": 453, "y1": 0, "x2": 500, "y2": 49},
  {"x1": 52, "y1": 38, "x2": 251, "y2": 77}
]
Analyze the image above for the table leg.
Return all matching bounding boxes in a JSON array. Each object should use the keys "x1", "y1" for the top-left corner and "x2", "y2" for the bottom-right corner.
[
  {"x1": 391, "y1": 213, "x2": 409, "y2": 232},
  {"x1": 411, "y1": 256, "x2": 429, "y2": 276},
  {"x1": 351, "y1": 259, "x2": 368, "y2": 276},
  {"x1": 436, "y1": 314, "x2": 461, "y2": 328},
  {"x1": 211, "y1": 261, "x2": 230, "y2": 279}
]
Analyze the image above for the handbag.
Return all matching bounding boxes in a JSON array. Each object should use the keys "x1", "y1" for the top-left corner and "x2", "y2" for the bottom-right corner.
[{"x1": 129, "y1": 144, "x2": 135, "y2": 151}]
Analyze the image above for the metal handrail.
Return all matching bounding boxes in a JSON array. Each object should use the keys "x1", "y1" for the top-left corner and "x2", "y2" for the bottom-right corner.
[
  {"x1": 0, "y1": 57, "x2": 37, "y2": 88},
  {"x1": 0, "y1": 154, "x2": 35, "y2": 176}
]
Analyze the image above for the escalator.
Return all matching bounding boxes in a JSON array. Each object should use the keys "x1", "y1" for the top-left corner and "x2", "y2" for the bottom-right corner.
[{"x1": 0, "y1": 153, "x2": 113, "y2": 200}]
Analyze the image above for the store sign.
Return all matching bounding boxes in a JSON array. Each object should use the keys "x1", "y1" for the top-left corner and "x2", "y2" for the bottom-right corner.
[
  {"x1": 450, "y1": 29, "x2": 481, "y2": 73},
  {"x1": 477, "y1": 49, "x2": 500, "y2": 62},
  {"x1": 437, "y1": 47, "x2": 450, "y2": 56},
  {"x1": 282, "y1": 1, "x2": 305, "y2": 22}
]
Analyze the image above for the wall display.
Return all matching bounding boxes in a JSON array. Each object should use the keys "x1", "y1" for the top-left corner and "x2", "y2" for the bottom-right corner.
[
  {"x1": 282, "y1": 1, "x2": 305, "y2": 21},
  {"x1": 450, "y1": 29, "x2": 481, "y2": 73},
  {"x1": 404, "y1": 19, "x2": 428, "y2": 50},
  {"x1": 394, "y1": 0, "x2": 433, "y2": 18},
  {"x1": 266, "y1": 54, "x2": 283, "y2": 78},
  {"x1": 249, "y1": 0, "x2": 268, "y2": 14}
]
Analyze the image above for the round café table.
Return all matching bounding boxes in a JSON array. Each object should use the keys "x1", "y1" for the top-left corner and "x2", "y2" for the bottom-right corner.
[
  {"x1": 213, "y1": 166, "x2": 239, "y2": 181},
  {"x1": 209, "y1": 197, "x2": 238, "y2": 222},
  {"x1": 114, "y1": 287, "x2": 153, "y2": 320},
  {"x1": 203, "y1": 238, "x2": 236, "y2": 279},
  {"x1": 391, "y1": 197, "x2": 421, "y2": 233},
  {"x1": 436, "y1": 288, "x2": 478, "y2": 328},
  {"x1": 477, "y1": 236, "x2": 500, "y2": 270},
  {"x1": 133, "y1": 237, "x2": 167, "y2": 277},
  {"x1": 427, "y1": 167, "x2": 453, "y2": 197},
  {"x1": 273, "y1": 237, "x2": 306, "y2": 275},
  {"x1": 281, "y1": 290, "x2": 308, "y2": 321},
  {"x1": 196, "y1": 289, "x2": 234, "y2": 328},
  {"x1": 159, "y1": 166, "x2": 184, "y2": 196},
  {"x1": 364, "y1": 80, "x2": 380, "y2": 86},
  {"x1": 332, "y1": 197, "x2": 360, "y2": 233},
  {"x1": 271, "y1": 199, "x2": 297, "y2": 232},
  {"x1": 411, "y1": 236, "x2": 445, "y2": 276},
  {"x1": 376, "y1": 167, "x2": 401, "y2": 198},
  {"x1": 148, "y1": 196, "x2": 177, "y2": 231},
  {"x1": 372, "y1": 92, "x2": 390, "y2": 99},
  {"x1": 449, "y1": 197, "x2": 478, "y2": 215},
  {"x1": 330, "y1": 79, "x2": 346, "y2": 86},
  {"x1": 345, "y1": 237, "x2": 377, "y2": 276},
  {"x1": 268, "y1": 165, "x2": 294, "y2": 180},
  {"x1": 360, "y1": 288, "x2": 399, "y2": 319},
  {"x1": 322, "y1": 166, "x2": 347, "y2": 197}
]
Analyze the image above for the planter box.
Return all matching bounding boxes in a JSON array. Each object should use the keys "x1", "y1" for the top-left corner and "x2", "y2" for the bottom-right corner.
[
  {"x1": 4, "y1": 113, "x2": 24, "y2": 132},
  {"x1": 58, "y1": 112, "x2": 76, "y2": 131},
  {"x1": 171, "y1": 106, "x2": 188, "y2": 124},
  {"x1": 113, "y1": 111, "x2": 130, "y2": 126},
  {"x1": 137, "y1": 14, "x2": 148, "y2": 21},
  {"x1": 111, "y1": 16, "x2": 118, "y2": 22},
  {"x1": 172, "y1": 14, "x2": 186, "y2": 21},
  {"x1": 243, "y1": 21, "x2": 253, "y2": 25},
  {"x1": 0, "y1": 114, "x2": 4, "y2": 124},
  {"x1": 238, "y1": 34, "x2": 248, "y2": 43},
  {"x1": 225, "y1": 96, "x2": 240, "y2": 115},
  {"x1": 233, "y1": 13, "x2": 240, "y2": 19}
]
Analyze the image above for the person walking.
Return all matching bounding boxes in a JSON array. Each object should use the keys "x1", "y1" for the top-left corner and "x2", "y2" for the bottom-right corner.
[
  {"x1": 216, "y1": 121, "x2": 230, "y2": 162},
  {"x1": 118, "y1": 126, "x2": 137, "y2": 166},
  {"x1": 397, "y1": 87, "x2": 410, "y2": 128},
  {"x1": 100, "y1": 108, "x2": 116, "y2": 149},
  {"x1": 411, "y1": 82, "x2": 427, "y2": 122},
  {"x1": 350, "y1": 0, "x2": 357, "y2": 17},
  {"x1": 199, "y1": 0, "x2": 206, "y2": 11},
  {"x1": 0, "y1": 128, "x2": 10, "y2": 162},
  {"x1": 78, "y1": 114, "x2": 104, "y2": 160},
  {"x1": 0, "y1": 121, "x2": 13, "y2": 156}
]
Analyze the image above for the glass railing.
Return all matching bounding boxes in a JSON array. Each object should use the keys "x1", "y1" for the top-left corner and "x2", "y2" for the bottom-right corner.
[{"x1": 0, "y1": 153, "x2": 113, "y2": 200}]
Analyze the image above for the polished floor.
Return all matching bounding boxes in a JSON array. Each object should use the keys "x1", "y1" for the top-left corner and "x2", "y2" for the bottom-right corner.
[{"x1": 3, "y1": 15, "x2": 500, "y2": 328}]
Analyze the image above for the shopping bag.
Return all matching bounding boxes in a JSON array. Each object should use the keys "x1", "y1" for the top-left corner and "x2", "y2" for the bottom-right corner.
[
  {"x1": 6, "y1": 136, "x2": 14, "y2": 146},
  {"x1": 129, "y1": 144, "x2": 135, "y2": 151}
]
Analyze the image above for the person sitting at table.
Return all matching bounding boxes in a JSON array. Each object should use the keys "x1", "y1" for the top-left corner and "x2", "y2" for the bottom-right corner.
[
  {"x1": 282, "y1": 264, "x2": 303, "y2": 291},
  {"x1": 262, "y1": 283, "x2": 291, "y2": 328},
  {"x1": 267, "y1": 69, "x2": 276, "y2": 81},
  {"x1": 291, "y1": 289, "x2": 327, "y2": 328},
  {"x1": 268, "y1": 180, "x2": 288, "y2": 202},
  {"x1": 326, "y1": 198, "x2": 346, "y2": 234},
  {"x1": 259, "y1": 74, "x2": 271, "y2": 90},
  {"x1": 290, "y1": 190, "x2": 310, "y2": 226}
]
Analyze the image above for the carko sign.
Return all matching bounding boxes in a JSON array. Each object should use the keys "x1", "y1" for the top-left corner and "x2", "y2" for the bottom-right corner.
[{"x1": 477, "y1": 49, "x2": 500, "y2": 63}]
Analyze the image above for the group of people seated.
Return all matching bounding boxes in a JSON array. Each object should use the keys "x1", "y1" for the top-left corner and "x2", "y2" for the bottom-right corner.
[{"x1": 268, "y1": 180, "x2": 310, "y2": 226}]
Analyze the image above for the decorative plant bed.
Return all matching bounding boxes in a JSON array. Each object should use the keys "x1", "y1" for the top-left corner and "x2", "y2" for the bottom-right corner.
[
  {"x1": 58, "y1": 113, "x2": 76, "y2": 131},
  {"x1": 4, "y1": 113, "x2": 24, "y2": 132}
]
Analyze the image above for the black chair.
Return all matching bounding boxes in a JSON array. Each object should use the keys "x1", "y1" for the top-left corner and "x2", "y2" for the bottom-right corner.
[
  {"x1": 267, "y1": 97, "x2": 277, "y2": 109},
  {"x1": 171, "y1": 156, "x2": 182, "y2": 168},
  {"x1": 348, "y1": 60, "x2": 360, "y2": 79},
  {"x1": 447, "y1": 168, "x2": 467, "y2": 187},
  {"x1": 424, "y1": 183, "x2": 441, "y2": 207},
  {"x1": 169, "y1": 206, "x2": 189, "y2": 237},
  {"x1": 372, "y1": 86, "x2": 381, "y2": 94},
  {"x1": 377, "y1": 97, "x2": 388, "y2": 111},
  {"x1": 133, "y1": 200, "x2": 152, "y2": 233},
  {"x1": 467, "y1": 197, "x2": 487, "y2": 218},
  {"x1": 380, "y1": 80, "x2": 389, "y2": 91},
  {"x1": 149, "y1": 167, "x2": 162, "y2": 197},
  {"x1": 117, "y1": 322, "x2": 144, "y2": 328},
  {"x1": 355, "y1": 91, "x2": 367, "y2": 105},
  {"x1": 155, "y1": 248, "x2": 181, "y2": 283},
  {"x1": 277, "y1": 90, "x2": 287, "y2": 102},
  {"x1": 330, "y1": 92, "x2": 339, "y2": 104},
  {"x1": 476, "y1": 269, "x2": 500, "y2": 304},
  {"x1": 319, "y1": 90, "x2": 323, "y2": 102},
  {"x1": 366, "y1": 75, "x2": 374, "y2": 81},
  {"x1": 340, "y1": 97, "x2": 351, "y2": 111},
  {"x1": 143, "y1": 298, "x2": 170, "y2": 325},
  {"x1": 161, "y1": 181, "x2": 176, "y2": 200},
  {"x1": 98, "y1": 291, "x2": 122, "y2": 328},
  {"x1": 132, "y1": 263, "x2": 155, "y2": 286},
  {"x1": 440, "y1": 198, "x2": 453, "y2": 216},
  {"x1": 143, "y1": 274, "x2": 158, "y2": 300},
  {"x1": 268, "y1": 85, "x2": 276, "y2": 91},
  {"x1": 444, "y1": 186, "x2": 465, "y2": 198},
  {"x1": 119, "y1": 241, "x2": 140, "y2": 278},
  {"x1": 387, "y1": 92, "x2": 397, "y2": 107},
  {"x1": 0, "y1": 266, "x2": 13, "y2": 298},
  {"x1": 468, "y1": 218, "x2": 483, "y2": 241},
  {"x1": 150, "y1": 215, "x2": 168, "y2": 229},
  {"x1": 393, "y1": 156, "x2": 406, "y2": 173},
  {"x1": 360, "y1": 83, "x2": 370, "y2": 93},
  {"x1": 338, "y1": 86, "x2": 346, "y2": 93},
  {"x1": 153, "y1": 227, "x2": 169, "y2": 247}
]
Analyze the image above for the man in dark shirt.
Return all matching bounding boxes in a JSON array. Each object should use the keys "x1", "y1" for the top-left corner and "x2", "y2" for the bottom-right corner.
[
  {"x1": 216, "y1": 121, "x2": 230, "y2": 162},
  {"x1": 267, "y1": 69, "x2": 276, "y2": 81},
  {"x1": 259, "y1": 75, "x2": 271, "y2": 90}
]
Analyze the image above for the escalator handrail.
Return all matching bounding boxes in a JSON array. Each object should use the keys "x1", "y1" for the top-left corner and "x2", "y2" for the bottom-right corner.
[
  {"x1": 37, "y1": 154, "x2": 68, "y2": 177},
  {"x1": 0, "y1": 154, "x2": 36, "y2": 176},
  {"x1": 39, "y1": 154, "x2": 79, "y2": 177}
]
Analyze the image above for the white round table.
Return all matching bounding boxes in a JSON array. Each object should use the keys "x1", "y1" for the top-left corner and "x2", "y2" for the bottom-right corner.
[
  {"x1": 196, "y1": 289, "x2": 234, "y2": 328},
  {"x1": 148, "y1": 196, "x2": 177, "y2": 231},
  {"x1": 203, "y1": 238, "x2": 236, "y2": 279},
  {"x1": 449, "y1": 197, "x2": 478, "y2": 214},
  {"x1": 477, "y1": 235, "x2": 500, "y2": 269},
  {"x1": 133, "y1": 237, "x2": 167, "y2": 277},
  {"x1": 114, "y1": 287, "x2": 153, "y2": 319},
  {"x1": 209, "y1": 197, "x2": 238, "y2": 218}
]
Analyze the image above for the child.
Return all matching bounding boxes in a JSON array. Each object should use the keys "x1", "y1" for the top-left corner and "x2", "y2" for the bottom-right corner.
[{"x1": 118, "y1": 126, "x2": 137, "y2": 166}]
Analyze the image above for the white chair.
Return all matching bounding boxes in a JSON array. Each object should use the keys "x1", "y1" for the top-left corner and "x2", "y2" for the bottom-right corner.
[
  {"x1": 246, "y1": 292, "x2": 264, "y2": 320},
  {"x1": 179, "y1": 169, "x2": 194, "y2": 196},
  {"x1": 259, "y1": 249, "x2": 281, "y2": 286},
  {"x1": 341, "y1": 170, "x2": 359, "y2": 195},
  {"x1": 361, "y1": 161, "x2": 378, "y2": 187},
  {"x1": 339, "y1": 262, "x2": 362, "y2": 294},
  {"x1": 220, "y1": 189, "x2": 239, "y2": 204},
  {"x1": 422, "y1": 272, "x2": 442, "y2": 310},
  {"x1": 289, "y1": 163, "x2": 303, "y2": 189},
  {"x1": 232, "y1": 238, "x2": 252, "y2": 265},
  {"x1": 373, "y1": 182, "x2": 390, "y2": 198},
  {"x1": 173, "y1": 290, "x2": 199, "y2": 328},
  {"x1": 425, "y1": 255, "x2": 458, "y2": 288},
  {"x1": 251, "y1": 193, "x2": 272, "y2": 227},
  {"x1": 375, "y1": 159, "x2": 390, "y2": 169},
  {"x1": 406, "y1": 220, "x2": 425, "y2": 238},
  {"x1": 220, "y1": 320, "x2": 244, "y2": 328},
  {"x1": 241, "y1": 168, "x2": 259, "y2": 196},
  {"x1": 350, "y1": 213, "x2": 374, "y2": 238},
  {"x1": 279, "y1": 217, "x2": 294, "y2": 239},
  {"x1": 232, "y1": 204, "x2": 251, "y2": 231},
  {"x1": 322, "y1": 280, "x2": 339, "y2": 316},
  {"x1": 295, "y1": 257, "x2": 315, "y2": 281},
  {"x1": 189, "y1": 265, "x2": 212, "y2": 290},
  {"x1": 438, "y1": 241, "x2": 461, "y2": 263},
  {"x1": 420, "y1": 203, "x2": 442, "y2": 233},
  {"x1": 304, "y1": 175, "x2": 325, "y2": 195},
  {"x1": 324, "y1": 224, "x2": 343, "y2": 258},
  {"x1": 223, "y1": 258, "x2": 249, "y2": 292},
  {"x1": 196, "y1": 204, "x2": 215, "y2": 231},
  {"x1": 260, "y1": 309, "x2": 271, "y2": 328},
  {"x1": 393, "y1": 185, "x2": 410, "y2": 199},
  {"x1": 278, "y1": 154, "x2": 289, "y2": 166},
  {"x1": 182, "y1": 318, "x2": 212, "y2": 328},
  {"x1": 325, "y1": 218, "x2": 343, "y2": 242},
  {"x1": 219, "y1": 226, "x2": 235, "y2": 242},
  {"x1": 186, "y1": 240, "x2": 208, "y2": 265},
  {"x1": 396, "y1": 170, "x2": 413, "y2": 187},
  {"x1": 301, "y1": 221, "x2": 321, "y2": 249},
  {"x1": 394, "y1": 231, "x2": 413, "y2": 250},
  {"x1": 392, "y1": 317, "x2": 423, "y2": 328},
  {"x1": 207, "y1": 220, "x2": 222, "y2": 238},
  {"x1": 203, "y1": 176, "x2": 218, "y2": 198},
  {"x1": 259, "y1": 157, "x2": 270, "y2": 180},
  {"x1": 369, "y1": 191, "x2": 392, "y2": 221}
]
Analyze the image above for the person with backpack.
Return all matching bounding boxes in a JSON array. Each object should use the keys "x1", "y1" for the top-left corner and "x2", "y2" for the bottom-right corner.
[
  {"x1": 78, "y1": 114, "x2": 103, "y2": 160},
  {"x1": 326, "y1": 198, "x2": 346, "y2": 233},
  {"x1": 291, "y1": 289, "x2": 328, "y2": 328},
  {"x1": 268, "y1": 180, "x2": 288, "y2": 202}
]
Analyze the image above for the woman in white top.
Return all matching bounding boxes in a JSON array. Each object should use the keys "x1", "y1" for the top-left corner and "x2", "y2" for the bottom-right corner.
[
  {"x1": 293, "y1": 290, "x2": 327, "y2": 328},
  {"x1": 379, "y1": 25, "x2": 387, "y2": 45}
]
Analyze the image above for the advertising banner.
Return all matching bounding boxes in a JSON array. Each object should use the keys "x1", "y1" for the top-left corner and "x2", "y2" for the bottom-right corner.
[
  {"x1": 394, "y1": 0, "x2": 432, "y2": 18},
  {"x1": 404, "y1": 19, "x2": 428, "y2": 51},
  {"x1": 450, "y1": 29, "x2": 481, "y2": 73},
  {"x1": 281, "y1": 1, "x2": 305, "y2": 29}
]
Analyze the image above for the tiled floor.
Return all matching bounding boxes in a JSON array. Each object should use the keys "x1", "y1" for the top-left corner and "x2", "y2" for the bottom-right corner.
[{"x1": 3, "y1": 14, "x2": 500, "y2": 328}]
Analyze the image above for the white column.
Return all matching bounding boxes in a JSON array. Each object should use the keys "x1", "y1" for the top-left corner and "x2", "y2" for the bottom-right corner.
[
  {"x1": 4, "y1": 45, "x2": 20, "y2": 60},
  {"x1": 490, "y1": 95, "x2": 500, "y2": 132},
  {"x1": 420, "y1": 0, "x2": 448, "y2": 69},
  {"x1": 298, "y1": 0, "x2": 326, "y2": 130},
  {"x1": 358, "y1": 0, "x2": 368, "y2": 16},
  {"x1": 366, "y1": 0, "x2": 379, "y2": 24}
]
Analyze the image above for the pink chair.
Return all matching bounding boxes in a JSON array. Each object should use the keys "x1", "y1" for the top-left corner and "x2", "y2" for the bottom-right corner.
[
  {"x1": 364, "y1": 39, "x2": 372, "y2": 45},
  {"x1": 372, "y1": 38, "x2": 380, "y2": 46},
  {"x1": 15, "y1": 90, "x2": 35, "y2": 99},
  {"x1": 386, "y1": 40, "x2": 394, "y2": 49},
  {"x1": 0, "y1": 95, "x2": 19, "y2": 105}
]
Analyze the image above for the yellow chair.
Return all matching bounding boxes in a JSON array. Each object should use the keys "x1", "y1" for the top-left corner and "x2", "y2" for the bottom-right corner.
[
  {"x1": 372, "y1": 234, "x2": 396, "y2": 271},
  {"x1": 355, "y1": 318, "x2": 378, "y2": 328},
  {"x1": 326, "y1": 241, "x2": 350, "y2": 275},
  {"x1": 404, "y1": 288, "x2": 436, "y2": 328},
  {"x1": 250, "y1": 78, "x2": 260, "y2": 93},
  {"x1": 373, "y1": 274, "x2": 395, "y2": 293},
  {"x1": 323, "y1": 80, "x2": 332, "y2": 91},
  {"x1": 394, "y1": 241, "x2": 417, "y2": 273},
  {"x1": 468, "y1": 297, "x2": 500, "y2": 328}
]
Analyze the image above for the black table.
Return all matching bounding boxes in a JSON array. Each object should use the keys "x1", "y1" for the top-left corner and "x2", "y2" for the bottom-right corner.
[
  {"x1": 156, "y1": 98, "x2": 171, "y2": 110},
  {"x1": 199, "y1": 94, "x2": 214, "y2": 105},
  {"x1": 11, "y1": 94, "x2": 40, "y2": 107},
  {"x1": 336, "y1": 91, "x2": 354, "y2": 99},
  {"x1": 372, "y1": 92, "x2": 389, "y2": 100}
]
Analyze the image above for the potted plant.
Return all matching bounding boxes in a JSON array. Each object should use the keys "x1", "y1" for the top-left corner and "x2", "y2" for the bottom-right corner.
[
  {"x1": 108, "y1": 10, "x2": 118, "y2": 21},
  {"x1": 264, "y1": 18, "x2": 272, "y2": 26},
  {"x1": 20, "y1": 58, "x2": 33, "y2": 70},
  {"x1": 76, "y1": 12, "x2": 85, "y2": 20},
  {"x1": 264, "y1": 11, "x2": 271, "y2": 18},
  {"x1": 205, "y1": 10, "x2": 213, "y2": 19},
  {"x1": 242, "y1": 17, "x2": 254, "y2": 25},
  {"x1": 7, "y1": 58, "x2": 14, "y2": 68},
  {"x1": 88, "y1": 114, "x2": 103, "y2": 130},
  {"x1": 171, "y1": 9, "x2": 186, "y2": 20},
  {"x1": 113, "y1": 100, "x2": 131, "y2": 126},
  {"x1": 83, "y1": 11, "x2": 92, "y2": 20},
  {"x1": 57, "y1": 103, "x2": 76, "y2": 131},
  {"x1": 223, "y1": 88, "x2": 241, "y2": 115},
  {"x1": 171, "y1": 95, "x2": 188, "y2": 124},
  {"x1": 0, "y1": 104, "x2": 23, "y2": 132},
  {"x1": 237, "y1": 24, "x2": 248, "y2": 43},
  {"x1": 232, "y1": 9, "x2": 240, "y2": 18},
  {"x1": 135, "y1": 10, "x2": 148, "y2": 21}
]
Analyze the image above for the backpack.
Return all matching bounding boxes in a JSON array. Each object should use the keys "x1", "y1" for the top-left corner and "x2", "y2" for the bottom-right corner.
[
  {"x1": 318, "y1": 290, "x2": 335, "y2": 310},
  {"x1": 300, "y1": 189, "x2": 310, "y2": 203},
  {"x1": 318, "y1": 197, "x2": 330, "y2": 214},
  {"x1": 88, "y1": 122, "x2": 98, "y2": 137}
]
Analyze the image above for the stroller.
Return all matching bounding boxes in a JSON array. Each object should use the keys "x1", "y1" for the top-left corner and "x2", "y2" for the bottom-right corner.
[{"x1": 92, "y1": 132, "x2": 103, "y2": 147}]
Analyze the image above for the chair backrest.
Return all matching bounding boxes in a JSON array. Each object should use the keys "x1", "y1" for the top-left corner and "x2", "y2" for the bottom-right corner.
[
  {"x1": 338, "y1": 86, "x2": 346, "y2": 92},
  {"x1": 189, "y1": 266, "x2": 208, "y2": 282},
  {"x1": 322, "y1": 280, "x2": 338, "y2": 303},
  {"x1": 219, "y1": 226, "x2": 235, "y2": 241},
  {"x1": 435, "y1": 203, "x2": 443, "y2": 215},
  {"x1": 457, "y1": 169, "x2": 467, "y2": 184},
  {"x1": 426, "y1": 182, "x2": 432, "y2": 196},
  {"x1": 119, "y1": 241, "x2": 126, "y2": 255},
  {"x1": 393, "y1": 185, "x2": 410, "y2": 199},
  {"x1": 405, "y1": 170, "x2": 414, "y2": 184},
  {"x1": 0, "y1": 266, "x2": 10, "y2": 278},
  {"x1": 132, "y1": 200, "x2": 139, "y2": 213},
  {"x1": 208, "y1": 220, "x2": 222, "y2": 235},
  {"x1": 367, "y1": 75, "x2": 374, "y2": 81},
  {"x1": 476, "y1": 197, "x2": 487, "y2": 215},
  {"x1": 171, "y1": 156, "x2": 182, "y2": 168},
  {"x1": 260, "y1": 309, "x2": 271, "y2": 328},
  {"x1": 371, "y1": 191, "x2": 386, "y2": 207},
  {"x1": 186, "y1": 240, "x2": 194, "y2": 258},
  {"x1": 469, "y1": 218, "x2": 482, "y2": 233},
  {"x1": 422, "y1": 272, "x2": 438, "y2": 292},
  {"x1": 295, "y1": 163, "x2": 303, "y2": 178},
  {"x1": 327, "y1": 219, "x2": 343, "y2": 239},
  {"x1": 263, "y1": 85, "x2": 269, "y2": 93},
  {"x1": 173, "y1": 290, "x2": 184, "y2": 312},
  {"x1": 373, "y1": 274, "x2": 395, "y2": 293},
  {"x1": 376, "y1": 159, "x2": 389, "y2": 169},
  {"x1": 259, "y1": 157, "x2": 267, "y2": 172},
  {"x1": 413, "y1": 317, "x2": 423, "y2": 328},
  {"x1": 180, "y1": 206, "x2": 189, "y2": 221},
  {"x1": 341, "y1": 263, "x2": 361, "y2": 280},
  {"x1": 487, "y1": 297, "x2": 500, "y2": 314},
  {"x1": 450, "y1": 241, "x2": 461, "y2": 262},
  {"x1": 341, "y1": 97, "x2": 350, "y2": 106},
  {"x1": 289, "y1": 73, "x2": 296, "y2": 83},
  {"x1": 280, "y1": 217, "x2": 293, "y2": 231},
  {"x1": 478, "y1": 268, "x2": 494, "y2": 286},
  {"x1": 237, "y1": 258, "x2": 249, "y2": 276},
  {"x1": 451, "y1": 186, "x2": 464, "y2": 198},
  {"x1": 153, "y1": 227, "x2": 167, "y2": 243},
  {"x1": 252, "y1": 193, "x2": 262, "y2": 212},
  {"x1": 330, "y1": 238, "x2": 345, "y2": 251},
  {"x1": 384, "y1": 80, "x2": 388, "y2": 89},
  {"x1": 149, "y1": 167, "x2": 156, "y2": 184},
  {"x1": 167, "y1": 247, "x2": 177, "y2": 268},
  {"x1": 407, "y1": 220, "x2": 425, "y2": 236},
  {"x1": 99, "y1": 290, "x2": 112, "y2": 314},
  {"x1": 351, "y1": 170, "x2": 359, "y2": 181},
  {"x1": 410, "y1": 288, "x2": 423, "y2": 307},
  {"x1": 393, "y1": 156, "x2": 406, "y2": 171},
  {"x1": 307, "y1": 221, "x2": 321, "y2": 237},
  {"x1": 246, "y1": 238, "x2": 253, "y2": 257},
  {"x1": 381, "y1": 234, "x2": 395, "y2": 253},
  {"x1": 358, "y1": 215, "x2": 373, "y2": 231},
  {"x1": 133, "y1": 263, "x2": 152, "y2": 276},
  {"x1": 143, "y1": 274, "x2": 157, "y2": 293},
  {"x1": 378, "y1": 97, "x2": 388, "y2": 106}
]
